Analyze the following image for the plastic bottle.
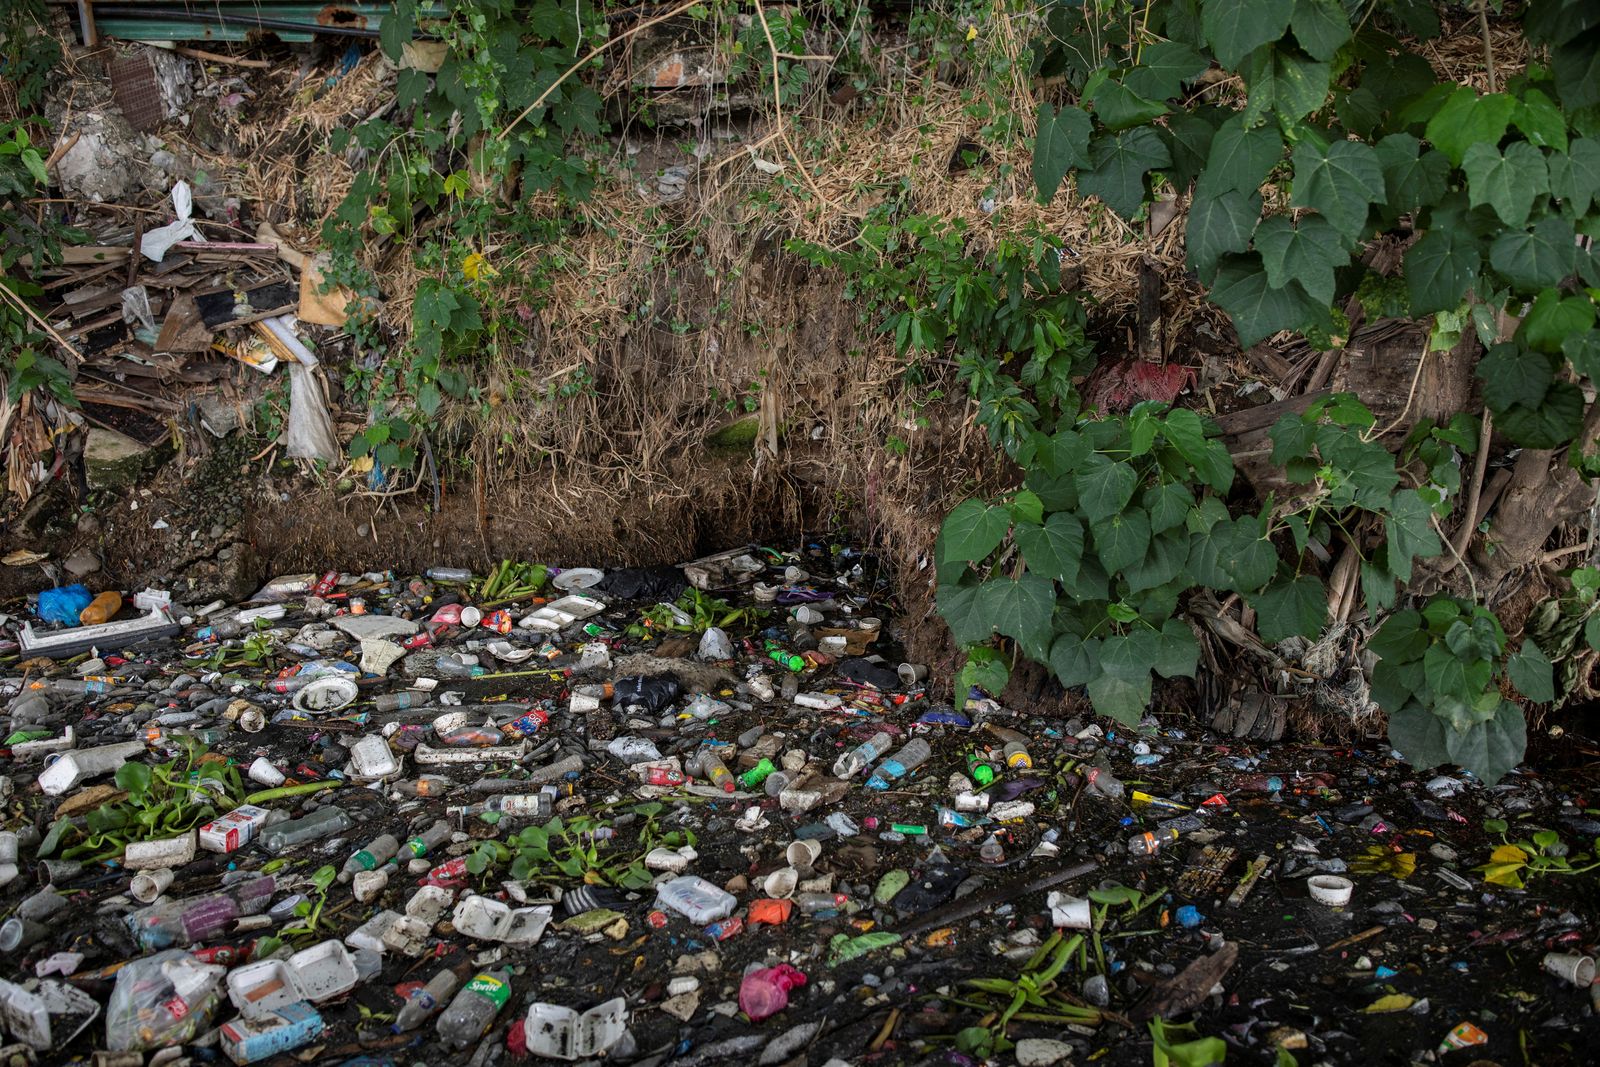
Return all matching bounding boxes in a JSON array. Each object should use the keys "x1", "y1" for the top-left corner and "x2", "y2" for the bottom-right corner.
[
  {"x1": 1128, "y1": 828, "x2": 1180, "y2": 856},
  {"x1": 374, "y1": 692, "x2": 427, "y2": 712},
  {"x1": 1084, "y1": 757, "x2": 1125, "y2": 800},
  {"x1": 79, "y1": 590, "x2": 123, "y2": 626},
  {"x1": 967, "y1": 752, "x2": 996, "y2": 786},
  {"x1": 833, "y1": 731, "x2": 892, "y2": 778},
  {"x1": 737, "y1": 758, "x2": 776, "y2": 791},
  {"x1": 398, "y1": 819, "x2": 451, "y2": 860},
  {"x1": 452, "y1": 794, "x2": 553, "y2": 820},
  {"x1": 739, "y1": 964, "x2": 807, "y2": 1022},
  {"x1": 396, "y1": 968, "x2": 461, "y2": 1032},
  {"x1": 340, "y1": 834, "x2": 399, "y2": 883},
  {"x1": 693, "y1": 751, "x2": 736, "y2": 793},
  {"x1": 765, "y1": 643, "x2": 804, "y2": 672},
  {"x1": 865, "y1": 737, "x2": 931, "y2": 790},
  {"x1": 434, "y1": 655, "x2": 486, "y2": 679},
  {"x1": 436, "y1": 966, "x2": 513, "y2": 1049},
  {"x1": 795, "y1": 892, "x2": 849, "y2": 914},
  {"x1": 426, "y1": 567, "x2": 473, "y2": 582},
  {"x1": 260, "y1": 807, "x2": 352, "y2": 854},
  {"x1": 392, "y1": 776, "x2": 453, "y2": 798}
]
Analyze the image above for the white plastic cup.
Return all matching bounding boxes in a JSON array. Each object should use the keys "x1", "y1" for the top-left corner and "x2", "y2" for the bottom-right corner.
[
  {"x1": 763, "y1": 867, "x2": 799, "y2": 899},
  {"x1": 1048, "y1": 891, "x2": 1093, "y2": 929},
  {"x1": 786, "y1": 839, "x2": 822, "y2": 875},
  {"x1": 460, "y1": 606, "x2": 483, "y2": 628},
  {"x1": 898, "y1": 663, "x2": 929, "y2": 686},
  {"x1": 1542, "y1": 952, "x2": 1596, "y2": 987},
  {"x1": 130, "y1": 867, "x2": 173, "y2": 903},
  {"x1": 1307, "y1": 874, "x2": 1354, "y2": 906},
  {"x1": 249, "y1": 757, "x2": 286, "y2": 787}
]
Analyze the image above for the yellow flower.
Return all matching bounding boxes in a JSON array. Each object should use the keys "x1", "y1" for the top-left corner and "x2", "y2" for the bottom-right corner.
[{"x1": 966, "y1": 23, "x2": 978, "y2": 41}]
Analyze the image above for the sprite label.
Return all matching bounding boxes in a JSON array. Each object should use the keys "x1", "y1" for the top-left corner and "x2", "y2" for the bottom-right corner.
[{"x1": 465, "y1": 973, "x2": 511, "y2": 1007}]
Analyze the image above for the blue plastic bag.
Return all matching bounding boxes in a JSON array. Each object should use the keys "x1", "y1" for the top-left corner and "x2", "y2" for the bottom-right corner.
[{"x1": 37, "y1": 584, "x2": 92, "y2": 626}]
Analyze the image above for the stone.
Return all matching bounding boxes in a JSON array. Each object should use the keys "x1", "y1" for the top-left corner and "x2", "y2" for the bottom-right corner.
[
  {"x1": 84, "y1": 427, "x2": 152, "y2": 489},
  {"x1": 63, "y1": 549, "x2": 100, "y2": 578},
  {"x1": 1016, "y1": 1038, "x2": 1073, "y2": 1066}
]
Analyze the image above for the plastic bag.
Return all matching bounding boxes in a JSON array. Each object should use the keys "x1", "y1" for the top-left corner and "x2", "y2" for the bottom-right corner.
[
  {"x1": 284, "y1": 362, "x2": 339, "y2": 463},
  {"x1": 596, "y1": 567, "x2": 686, "y2": 600},
  {"x1": 139, "y1": 182, "x2": 203, "y2": 263},
  {"x1": 37, "y1": 585, "x2": 91, "y2": 626},
  {"x1": 105, "y1": 950, "x2": 225, "y2": 1051},
  {"x1": 612, "y1": 675, "x2": 681, "y2": 714}
]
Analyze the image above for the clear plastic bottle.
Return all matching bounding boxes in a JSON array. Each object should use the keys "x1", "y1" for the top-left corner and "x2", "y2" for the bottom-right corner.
[
  {"x1": 437, "y1": 966, "x2": 513, "y2": 1049},
  {"x1": 692, "y1": 751, "x2": 736, "y2": 793},
  {"x1": 398, "y1": 819, "x2": 452, "y2": 860},
  {"x1": 795, "y1": 892, "x2": 849, "y2": 913},
  {"x1": 738, "y1": 964, "x2": 807, "y2": 1021},
  {"x1": 865, "y1": 737, "x2": 931, "y2": 790},
  {"x1": 339, "y1": 834, "x2": 399, "y2": 883},
  {"x1": 392, "y1": 776, "x2": 453, "y2": 798},
  {"x1": 260, "y1": 807, "x2": 352, "y2": 854},
  {"x1": 395, "y1": 968, "x2": 460, "y2": 1032},
  {"x1": 1127, "y1": 828, "x2": 1179, "y2": 856},
  {"x1": 426, "y1": 567, "x2": 474, "y2": 582},
  {"x1": 374, "y1": 691, "x2": 426, "y2": 712},
  {"x1": 1084, "y1": 757, "x2": 1125, "y2": 800},
  {"x1": 833, "y1": 731, "x2": 892, "y2": 779},
  {"x1": 451, "y1": 794, "x2": 553, "y2": 820}
]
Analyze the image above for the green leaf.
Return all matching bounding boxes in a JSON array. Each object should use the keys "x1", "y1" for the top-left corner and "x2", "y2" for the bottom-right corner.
[
  {"x1": 115, "y1": 761, "x2": 153, "y2": 800},
  {"x1": 1290, "y1": 0, "x2": 1352, "y2": 61},
  {"x1": 1511, "y1": 88, "x2": 1568, "y2": 151},
  {"x1": 1210, "y1": 253, "x2": 1323, "y2": 346},
  {"x1": 1254, "y1": 214, "x2": 1347, "y2": 305},
  {"x1": 1388, "y1": 701, "x2": 1451, "y2": 769},
  {"x1": 957, "y1": 647, "x2": 1011, "y2": 697},
  {"x1": 1507, "y1": 641, "x2": 1555, "y2": 702},
  {"x1": 1518, "y1": 290, "x2": 1596, "y2": 354},
  {"x1": 1089, "y1": 78, "x2": 1169, "y2": 131},
  {"x1": 1404, "y1": 228, "x2": 1480, "y2": 314},
  {"x1": 1050, "y1": 633, "x2": 1098, "y2": 687},
  {"x1": 1291, "y1": 139, "x2": 1384, "y2": 241},
  {"x1": 1385, "y1": 488, "x2": 1444, "y2": 582},
  {"x1": 937, "y1": 580, "x2": 993, "y2": 646},
  {"x1": 1477, "y1": 343, "x2": 1553, "y2": 411},
  {"x1": 1078, "y1": 127, "x2": 1171, "y2": 219},
  {"x1": 1124, "y1": 42, "x2": 1209, "y2": 102},
  {"x1": 1199, "y1": 115, "x2": 1283, "y2": 196},
  {"x1": 1424, "y1": 87, "x2": 1516, "y2": 166},
  {"x1": 1186, "y1": 188, "x2": 1261, "y2": 282},
  {"x1": 1009, "y1": 489, "x2": 1045, "y2": 526},
  {"x1": 1034, "y1": 428, "x2": 1091, "y2": 477},
  {"x1": 1124, "y1": 531, "x2": 1190, "y2": 593},
  {"x1": 1461, "y1": 141, "x2": 1550, "y2": 228},
  {"x1": 1144, "y1": 482, "x2": 1195, "y2": 534},
  {"x1": 379, "y1": 3, "x2": 415, "y2": 62},
  {"x1": 1585, "y1": 613, "x2": 1600, "y2": 652},
  {"x1": 1092, "y1": 509, "x2": 1152, "y2": 574},
  {"x1": 1242, "y1": 47, "x2": 1331, "y2": 127},
  {"x1": 1424, "y1": 641, "x2": 1493, "y2": 704},
  {"x1": 1371, "y1": 610, "x2": 1428, "y2": 662},
  {"x1": 1074, "y1": 455, "x2": 1140, "y2": 523},
  {"x1": 1251, "y1": 575, "x2": 1328, "y2": 642},
  {"x1": 1086, "y1": 663, "x2": 1152, "y2": 725},
  {"x1": 1495, "y1": 381, "x2": 1587, "y2": 447},
  {"x1": 1548, "y1": 138, "x2": 1600, "y2": 218},
  {"x1": 1551, "y1": 28, "x2": 1600, "y2": 111},
  {"x1": 978, "y1": 575, "x2": 1057, "y2": 648},
  {"x1": 1033, "y1": 103, "x2": 1092, "y2": 202},
  {"x1": 1444, "y1": 701, "x2": 1527, "y2": 784},
  {"x1": 1153, "y1": 619, "x2": 1200, "y2": 678},
  {"x1": 1489, "y1": 215, "x2": 1578, "y2": 292},
  {"x1": 1164, "y1": 109, "x2": 1223, "y2": 186},
  {"x1": 1374, "y1": 134, "x2": 1451, "y2": 215},
  {"x1": 1203, "y1": 0, "x2": 1295, "y2": 68},
  {"x1": 1189, "y1": 516, "x2": 1278, "y2": 592},
  {"x1": 1015, "y1": 513, "x2": 1085, "y2": 585},
  {"x1": 1565, "y1": 330, "x2": 1600, "y2": 380},
  {"x1": 939, "y1": 499, "x2": 1011, "y2": 563}
]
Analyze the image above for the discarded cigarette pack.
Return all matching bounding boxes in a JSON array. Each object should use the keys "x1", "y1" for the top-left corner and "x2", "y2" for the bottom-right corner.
[{"x1": 199, "y1": 805, "x2": 273, "y2": 853}]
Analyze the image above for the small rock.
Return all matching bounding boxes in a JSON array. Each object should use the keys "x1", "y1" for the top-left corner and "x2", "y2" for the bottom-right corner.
[{"x1": 1016, "y1": 1038, "x2": 1073, "y2": 1066}]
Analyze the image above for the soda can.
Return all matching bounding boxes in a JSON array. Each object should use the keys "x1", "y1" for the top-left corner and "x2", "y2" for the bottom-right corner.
[
  {"x1": 647, "y1": 910, "x2": 669, "y2": 929},
  {"x1": 505, "y1": 709, "x2": 551, "y2": 737},
  {"x1": 312, "y1": 571, "x2": 340, "y2": 597},
  {"x1": 646, "y1": 767, "x2": 686, "y2": 787}
]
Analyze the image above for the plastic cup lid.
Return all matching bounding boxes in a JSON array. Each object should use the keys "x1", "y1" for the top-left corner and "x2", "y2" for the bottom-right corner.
[{"x1": 552, "y1": 568, "x2": 605, "y2": 591}]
